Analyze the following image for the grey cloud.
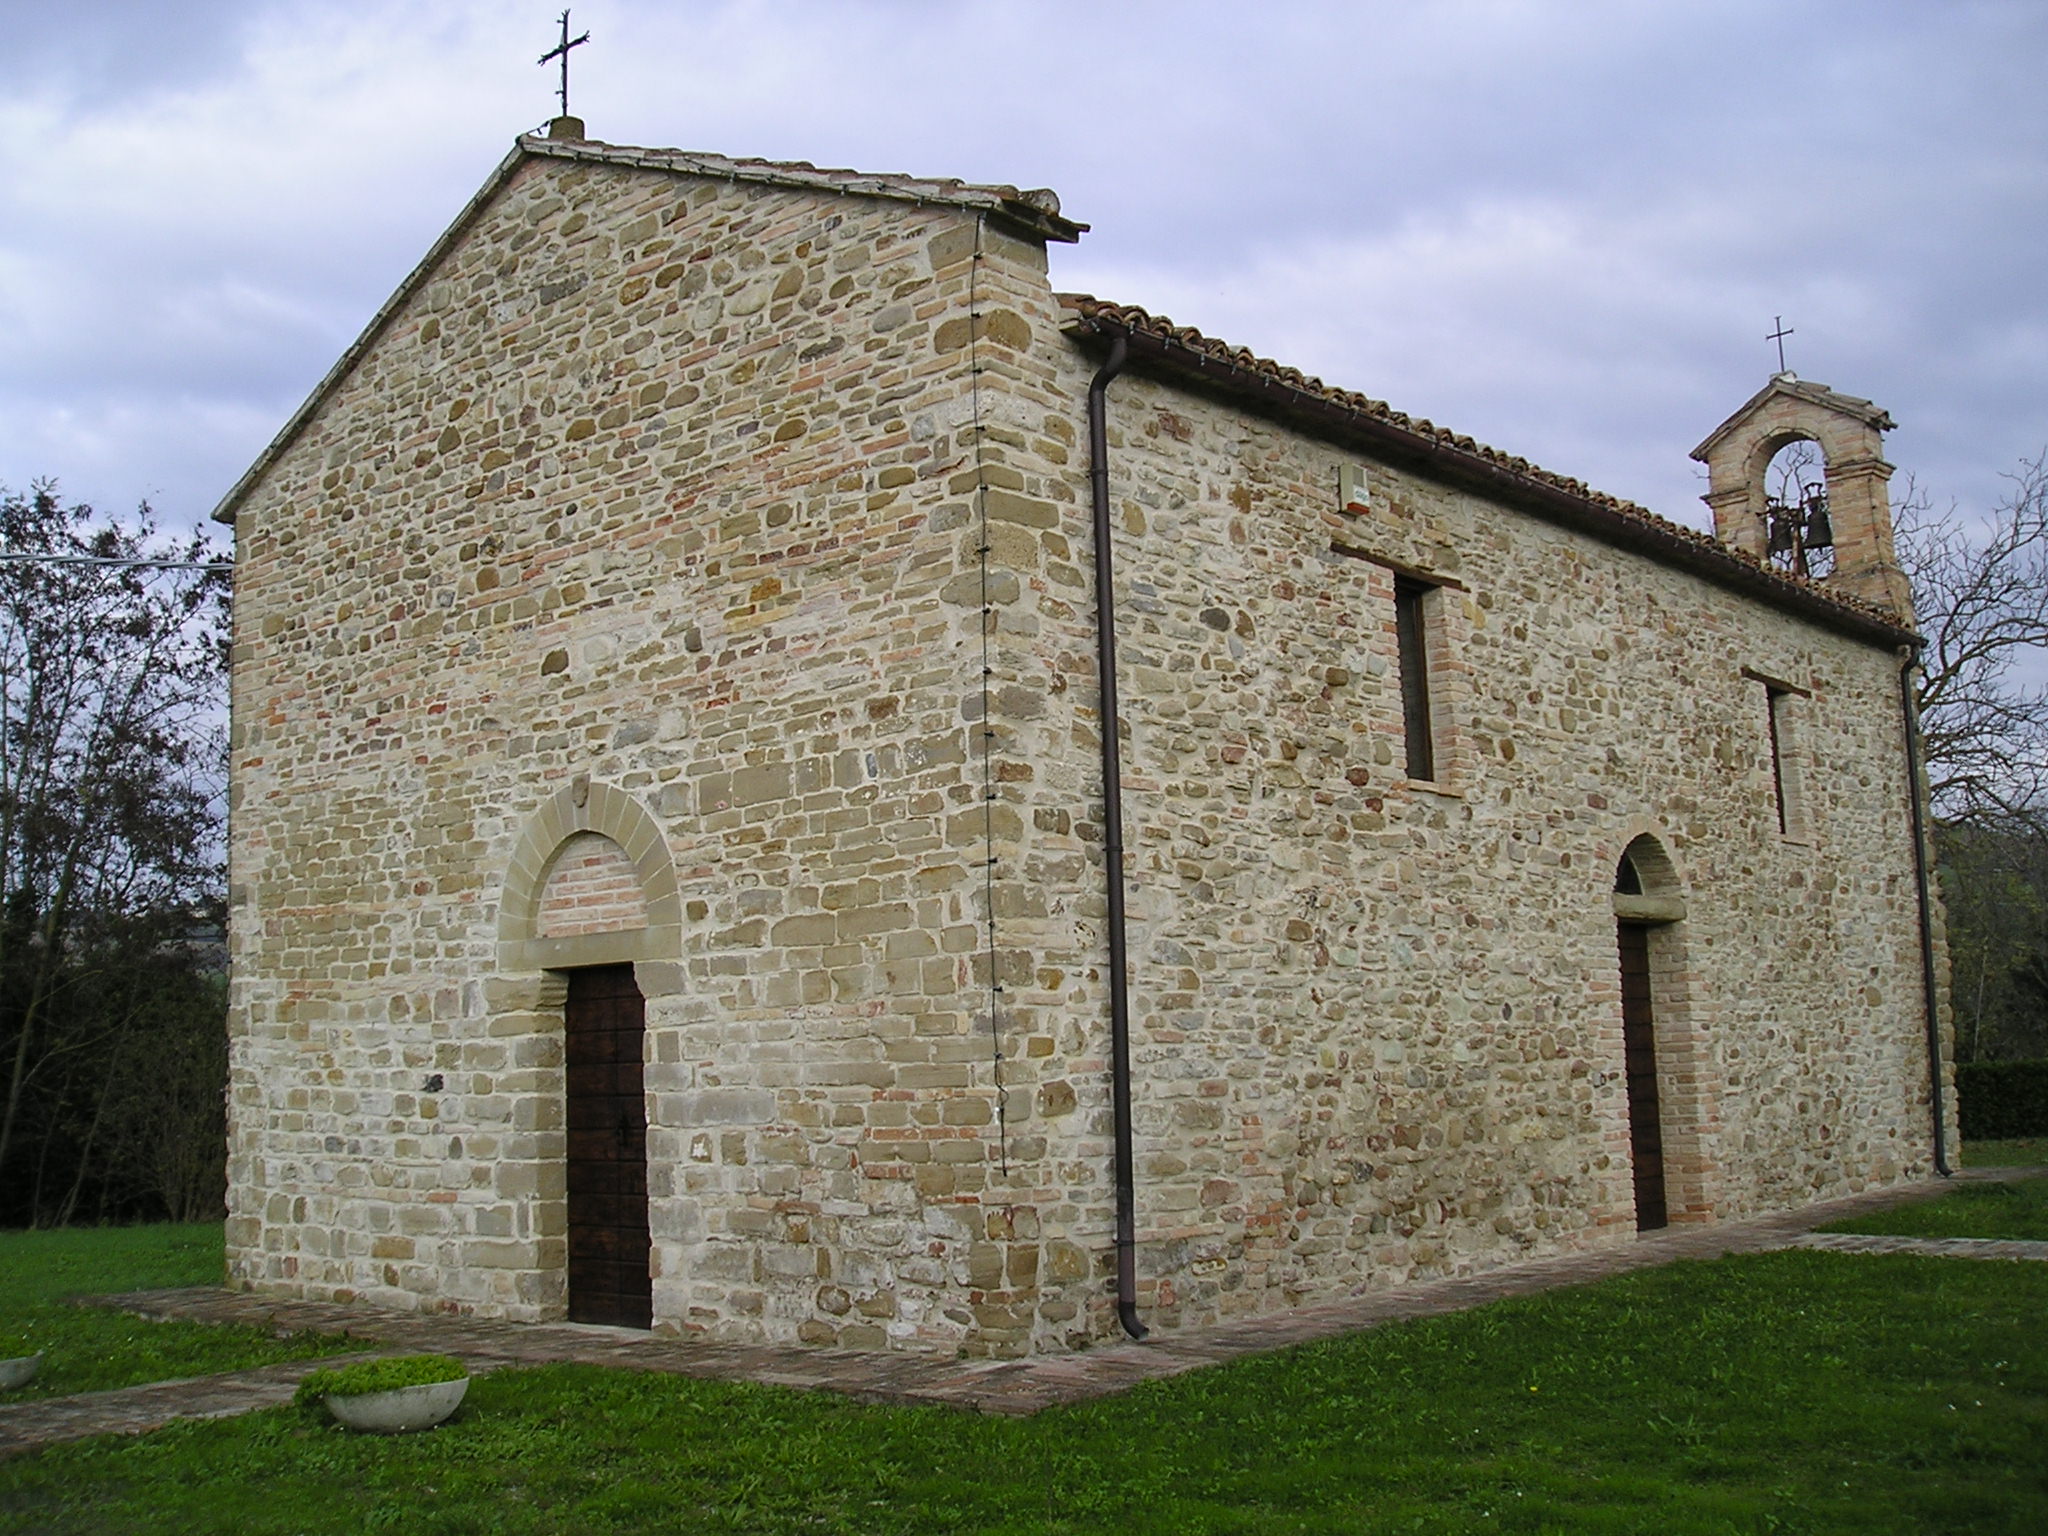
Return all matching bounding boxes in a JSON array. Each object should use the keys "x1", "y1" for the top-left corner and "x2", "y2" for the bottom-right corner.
[
  {"x1": 8, "y1": 0, "x2": 275, "y2": 107},
  {"x1": 1, "y1": 0, "x2": 2043, "y2": 542}
]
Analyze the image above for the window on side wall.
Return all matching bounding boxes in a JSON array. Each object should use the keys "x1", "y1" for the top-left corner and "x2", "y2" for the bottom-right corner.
[
  {"x1": 1330, "y1": 538, "x2": 1465, "y2": 791},
  {"x1": 1394, "y1": 575, "x2": 1437, "y2": 783},
  {"x1": 1745, "y1": 667, "x2": 1812, "y2": 843}
]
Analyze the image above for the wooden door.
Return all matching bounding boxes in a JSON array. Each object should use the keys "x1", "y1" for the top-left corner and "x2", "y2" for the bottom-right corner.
[
  {"x1": 1617, "y1": 922, "x2": 1668, "y2": 1231},
  {"x1": 564, "y1": 964, "x2": 652, "y2": 1327}
]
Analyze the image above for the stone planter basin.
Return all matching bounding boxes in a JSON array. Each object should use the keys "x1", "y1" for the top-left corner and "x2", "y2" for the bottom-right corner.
[
  {"x1": 0, "y1": 1354, "x2": 42, "y2": 1391},
  {"x1": 323, "y1": 1376, "x2": 468, "y2": 1433}
]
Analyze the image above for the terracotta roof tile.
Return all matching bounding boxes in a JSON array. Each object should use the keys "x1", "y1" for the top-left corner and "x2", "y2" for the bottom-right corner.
[{"x1": 1059, "y1": 294, "x2": 1913, "y2": 644}]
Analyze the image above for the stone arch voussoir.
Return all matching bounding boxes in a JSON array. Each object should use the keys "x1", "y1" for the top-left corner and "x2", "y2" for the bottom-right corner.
[
  {"x1": 497, "y1": 779, "x2": 682, "y2": 971},
  {"x1": 1609, "y1": 819, "x2": 1687, "y2": 907}
]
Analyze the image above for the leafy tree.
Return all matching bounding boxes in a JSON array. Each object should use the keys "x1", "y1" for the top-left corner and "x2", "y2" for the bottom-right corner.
[
  {"x1": 0, "y1": 483, "x2": 229, "y2": 1226},
  {"x1": 1936, "y1": 817, "x2": 2048, "y2": 1062},
  {"x1": 91, "y1": 953, "x2": 230, "y2": 1223}
]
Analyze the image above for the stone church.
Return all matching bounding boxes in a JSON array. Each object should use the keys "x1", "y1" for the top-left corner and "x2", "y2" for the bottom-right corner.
[{"x1": 215, "y1": 119, "x2": 1953, "y2": 1356}]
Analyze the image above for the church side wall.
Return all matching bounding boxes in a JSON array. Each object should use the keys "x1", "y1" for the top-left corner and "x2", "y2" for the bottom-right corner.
[
  {"x1": 225, "y1": 160, "x2": 1057, "y2": 1353},
  {"x1": 1008, "y1": 352, "x2": 1946, "y2": 1341}
]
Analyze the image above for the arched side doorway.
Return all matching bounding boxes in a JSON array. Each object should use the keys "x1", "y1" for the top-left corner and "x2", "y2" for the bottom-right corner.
[
  {"x1": 498, "y1": 779, "x2": 683, "y2": 1329},
  {"x1": 1611, "y1": 834, "x2": 1719, "y2": 1230}
]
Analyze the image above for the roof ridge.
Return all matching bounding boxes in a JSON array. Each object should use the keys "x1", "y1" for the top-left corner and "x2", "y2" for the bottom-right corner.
[
  {"x1": 519, "y1": 135, "x2": 1084, "y2": 242},
  {"x1": 212, "y1": 135, "x2": 1083, "y2": 525},
  {"x1": 1690, "y1": 373, "x2": 1897, "y2": 462}
]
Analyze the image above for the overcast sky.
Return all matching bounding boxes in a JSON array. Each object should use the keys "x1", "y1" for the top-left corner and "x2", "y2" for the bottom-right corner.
[{"x1": 2, "y1": 0, "x2": 2042, "y2": 557}]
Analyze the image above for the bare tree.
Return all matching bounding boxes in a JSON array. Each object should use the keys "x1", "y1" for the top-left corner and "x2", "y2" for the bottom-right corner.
[
  {"x1": 1764, "y1": 439, "x2": 1836, "y2": 580},
  {"x1": 1893, "y1": 456, "x2": 2048, "y2": 1062},
  {"x1": 1901, "y1": 456, "x2": 2048, "y2": 830}
]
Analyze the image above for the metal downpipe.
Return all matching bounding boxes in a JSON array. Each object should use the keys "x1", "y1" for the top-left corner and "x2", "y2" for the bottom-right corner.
[
  {"x1": 1898, "y1": 646, "x2": 1952, "y2": 1177},
  {"x1": 1088, "y1": 334, "x2": 1147, "y2": 1340}
]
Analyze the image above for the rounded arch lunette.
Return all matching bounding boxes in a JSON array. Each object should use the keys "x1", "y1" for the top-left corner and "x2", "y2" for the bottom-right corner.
[
  {"x1": 497, "y1": 777, "x2": 682, "y2": 971},
  {"x1": 1611, "y1": 827, "x2": 1687, "y2": 919}
]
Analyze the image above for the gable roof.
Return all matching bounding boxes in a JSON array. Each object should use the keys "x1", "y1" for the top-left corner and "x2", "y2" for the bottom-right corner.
[
  {"x1": 212, "y1": 132, "x2": 1084, "y2": 525},
  {"x1": 1059, "y1": 296, "x2": 1917, "y2": 650},
  {"x1": 1689, "y1": 374, "x2": 1897, "y2": 463}
]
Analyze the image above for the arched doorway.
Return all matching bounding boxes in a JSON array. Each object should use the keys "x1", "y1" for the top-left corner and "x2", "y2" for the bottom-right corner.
[
  {"x1": 497, "y1": 780, "x2": 684, "y2": 1329},
  {"x1": 1612, "y1": 835, "x2": 1693, "y2": 1232}
]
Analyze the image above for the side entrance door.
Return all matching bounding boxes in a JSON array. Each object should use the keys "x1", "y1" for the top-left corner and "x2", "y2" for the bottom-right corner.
[
  {"x1": 1616, "y1": 922, "x2": 1669, "y2": 1231},
  {"x1": 564, "y1": 964, "x2": 652, "y2": 1327}
]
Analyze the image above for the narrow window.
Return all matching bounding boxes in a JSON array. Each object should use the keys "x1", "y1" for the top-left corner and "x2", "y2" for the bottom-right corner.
[
  {"x1": 1750, "y1": 674, "x2": 1812, "y2": 842},
  {"x1": 1765, "y1": 685, "x2": 1792, "y2": 835},
  {"x1": 1331, "y1": 541, "x2": 1465, "y2": 790},
  {"x1": 1394, "y1": 575, "x2": 1435, "y2": 782}
]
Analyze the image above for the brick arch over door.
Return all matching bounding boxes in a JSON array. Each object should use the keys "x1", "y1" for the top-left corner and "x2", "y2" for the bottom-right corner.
[
  {"x1": 497, "y1": 779, "x2": 683, "y2": 971},
  {"x1": 1606, "y1": 826, "x2": 1722, "y2": 1224}
]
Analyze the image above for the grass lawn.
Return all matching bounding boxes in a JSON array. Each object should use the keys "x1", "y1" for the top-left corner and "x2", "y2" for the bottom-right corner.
[
  {"x1": 2, "y1": 1244, "x2": 2044, "y2": 1534},
  {"x1": 1965, "y1": 1138, "x2": 2048, "y2": 1167},
  {"x1": 1819, "y1": 1174, "x2": 2048, "y2": 1242},
  {"x1": 0, "y1": 1224, "x2": 355, "y2": 1401}
]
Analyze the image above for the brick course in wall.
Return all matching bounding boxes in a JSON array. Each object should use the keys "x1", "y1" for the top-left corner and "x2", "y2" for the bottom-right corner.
[{"x1": 218, "y1": 130, "x2": 1953, "y2": 1357}]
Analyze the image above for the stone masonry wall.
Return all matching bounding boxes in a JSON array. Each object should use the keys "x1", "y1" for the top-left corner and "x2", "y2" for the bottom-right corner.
[{"x1": 225, "y1": 154, "x2": 1067, "y2": 1354}]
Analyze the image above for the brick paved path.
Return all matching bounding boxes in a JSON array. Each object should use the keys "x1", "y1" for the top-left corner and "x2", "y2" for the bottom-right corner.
[
  {"x1": 1790, "y1": 1232, "x2": 2048, "y2": 1261},
  {"x1": 3, "y1": 1166, "x2": 2040, "y2": 1458}
]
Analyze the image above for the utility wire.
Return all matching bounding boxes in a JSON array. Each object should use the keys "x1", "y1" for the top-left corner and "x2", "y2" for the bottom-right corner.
[
  {"x1": 969, "y1": 213, "x2": 1011, "y2": 1178},
  {"x1": 0, "y1": 552, "x2": 231, "y2": 572}
]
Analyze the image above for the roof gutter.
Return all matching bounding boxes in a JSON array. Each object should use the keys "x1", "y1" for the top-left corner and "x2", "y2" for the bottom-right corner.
[
  {"x1": 1898, "y1": 646, "x2": 1953, "y2": 1177},
  {"x1": 1087, "y1": 332, "x2": 1148, "y2": 1342},
  {"x1": 1066, "y1": 313, "x2": 1919, "y2": 655}
]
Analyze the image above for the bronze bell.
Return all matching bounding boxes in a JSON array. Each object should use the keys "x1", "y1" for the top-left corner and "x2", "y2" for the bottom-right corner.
[
  {"x1": 1802, "y1": 490, "x2": 1833, "y2": 550},
  {"x1": 1766, "y1": 506, "x2": 1798, "y2": 555}
]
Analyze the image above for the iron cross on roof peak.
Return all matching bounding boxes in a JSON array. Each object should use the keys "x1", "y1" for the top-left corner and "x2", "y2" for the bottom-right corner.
[
  {"x1": 1767, "y1": 315, "x2": 1796, "y2": 375},
  {"x1": 539, "y1": 10, "x2": 591, "y2": 121}
]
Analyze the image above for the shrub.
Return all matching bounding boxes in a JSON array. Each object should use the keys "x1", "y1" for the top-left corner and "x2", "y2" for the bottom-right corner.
[
  {"x1": 1957, "y1": 1059, "x2": 2048, "y2": 1140},
  {"x1": 293, "y1": 1354, "x2": 468, "y2": 1407}
]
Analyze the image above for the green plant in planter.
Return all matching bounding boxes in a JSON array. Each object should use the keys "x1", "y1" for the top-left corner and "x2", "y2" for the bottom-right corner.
[
  {"x1": 0, "y1": 1333, "x2": 43, "y2": 1391},
  {"x1": 293, "y1": 1354, "x2": 467, "y2": 1407}
]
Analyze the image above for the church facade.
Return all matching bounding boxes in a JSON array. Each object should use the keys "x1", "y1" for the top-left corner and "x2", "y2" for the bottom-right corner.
[{"x1": 216, "y1": 123, "x2": 1953, "y2": 1356}]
